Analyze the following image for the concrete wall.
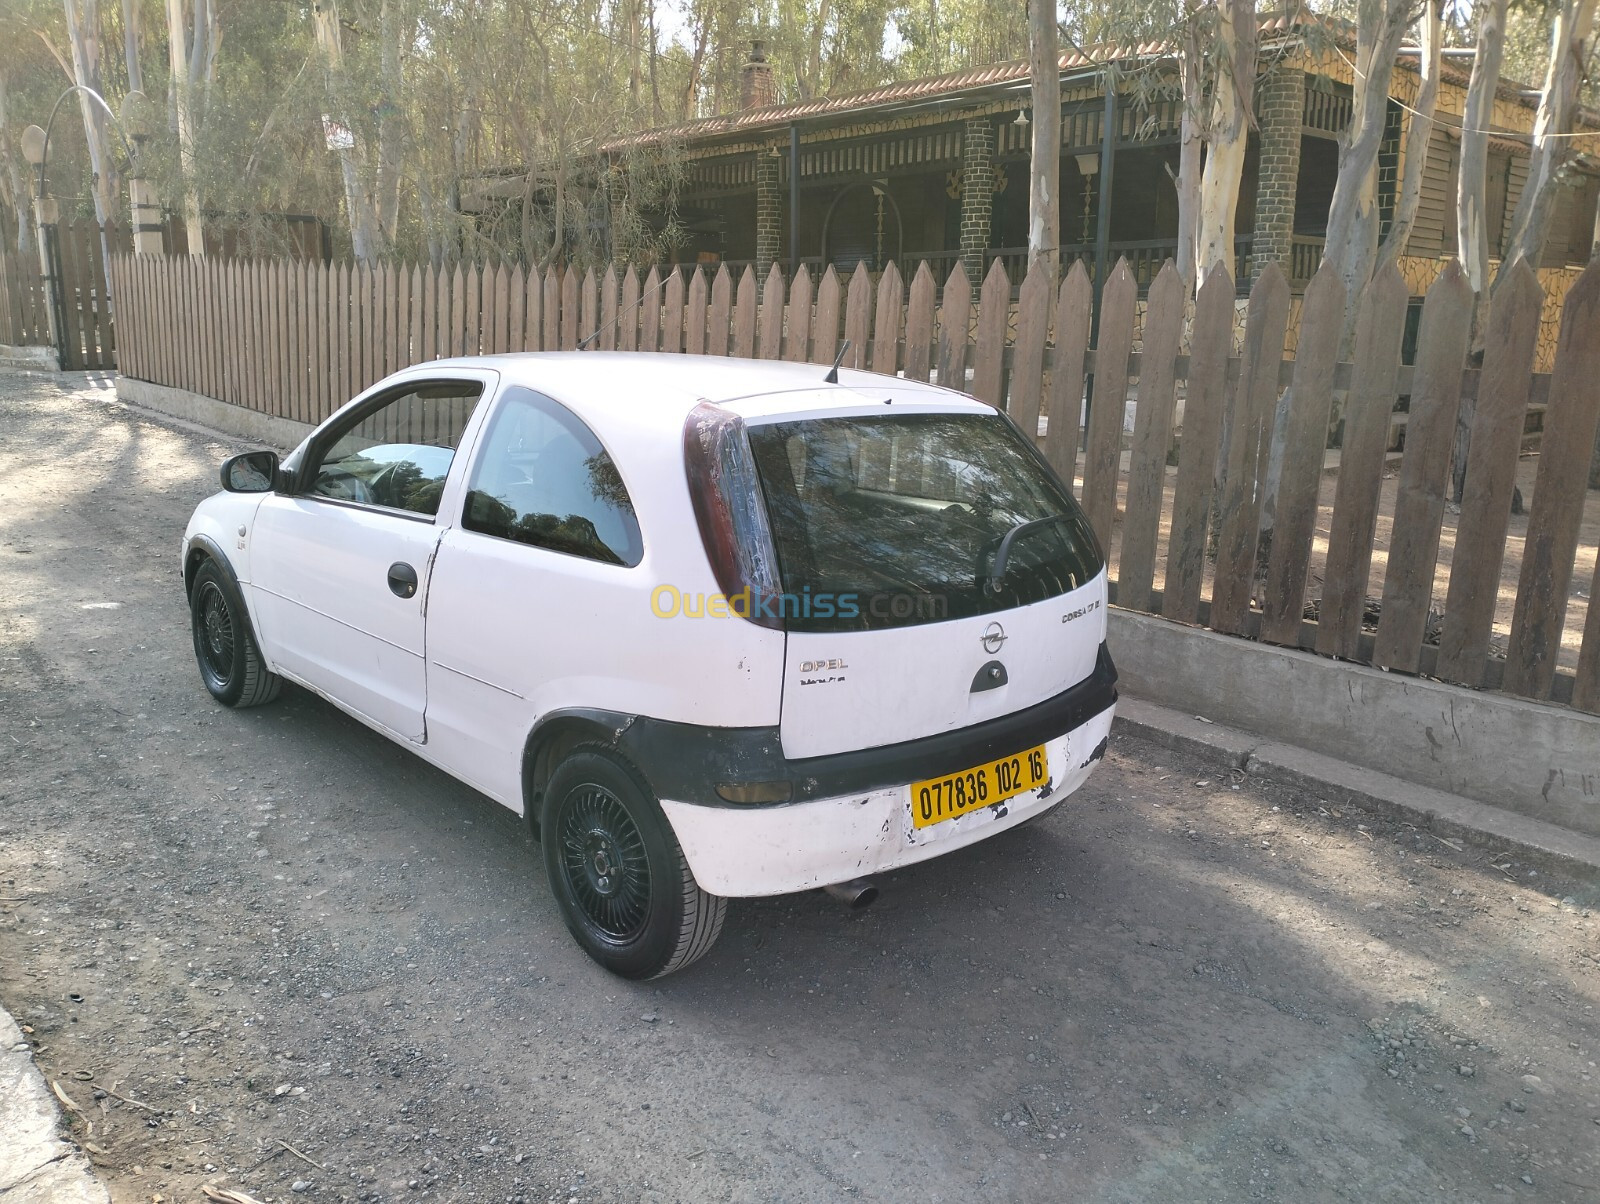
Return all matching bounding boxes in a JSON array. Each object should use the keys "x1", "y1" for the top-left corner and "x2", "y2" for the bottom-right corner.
[
  {"x1": 1110, "y1": 608, "x2": 1600, "y2": 837},
  {"x1": 0, "y1": 344, "x2": 58, "y2": 371},
  {"x1": 117, "y1": 377, "x2": 315, "y2": 450}
]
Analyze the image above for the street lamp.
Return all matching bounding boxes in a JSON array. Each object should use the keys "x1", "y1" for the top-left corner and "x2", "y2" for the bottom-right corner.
[
  {"x1": 20, "y1": 124, "x2": 55, "y2": 223},
  {"x1": 20, "y1": 122, "x2": 63, "y2": 361},
  {"x1": 1074, "y1": 152, "x2": 1099, "y2": 246}
]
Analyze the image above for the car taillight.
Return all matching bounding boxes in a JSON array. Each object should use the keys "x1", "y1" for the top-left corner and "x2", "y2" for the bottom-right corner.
[{"x1": 683, "y1": 401, "x2": 784, "y2": 630}]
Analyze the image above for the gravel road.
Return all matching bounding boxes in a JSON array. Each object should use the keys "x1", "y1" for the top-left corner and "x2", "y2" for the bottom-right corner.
[{"x1": 1, "y1": 369, "x2": 1598, "y2": 1204}]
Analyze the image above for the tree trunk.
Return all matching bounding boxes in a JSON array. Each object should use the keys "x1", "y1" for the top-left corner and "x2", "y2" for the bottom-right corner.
[
  {"x1": 1322, "y1": 0, "x2": 1409, "y2": 350},
  {"x1": 646, "y1": 0, "x2": 663, "y2": 124},
  {"x1": 122, "y1": 0, "x2": 144, "y2": 93},
  {"x1": 418, "y1": 174, "x2": 444, "y2": 269},
  {"x1": 374, "y1": 0, "x2": 406, "y2": 251},
  {"x1": 681, "y1": 16, "x2": 707, "y2": 120},
  {"x1": 1496, "y1": 0, "x2": 1599, "y2": 280},
  {"x1": 1172, "y1": 10, "x2": 1204, "y2": 295},
  {"x1": 1195, "y1": 0, "x2": 1255, "y2": 286},
  {"x1": 1375, "y1": 0, "x2": 1441, "y2": 275},
  {"x1": 63, "y1": 0, "x2": 120, "y2": 226},
  {"x1": 1458, "y1": 0, "x2": 1508, "y2": 343},
  {"x1": 1450, "y1": 0, "x2": 1510, "y2": 501},
  {"x1": 806, "y1": 0, "x2": 833, "y2": 102},
  {"x1": 166, "y1": 0, "x2": 212, "y2": 255},
  {"x1": 1026, "y1": 0, "x2": 1060, "y2": 279},
  {"x1": 1591, "y1": 181, "x2": 1600, "y2": 260},
  {"x1": 313, "y1": 0, "x2": 379, "y2": 263},
  {"x1": 0, "y1": 70, "x2": 32, "y2": 256},
  {"x1": 551, "y1": 159, "x2": 566, "y2": 270},
  {"x1": 0, "y1": 66, "x2": 30, "y2": 256}
]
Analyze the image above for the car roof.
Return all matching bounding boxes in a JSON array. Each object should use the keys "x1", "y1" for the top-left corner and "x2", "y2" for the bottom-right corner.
[{"x1": 415, "y1": 352, "x2": 992, "y2": 431}]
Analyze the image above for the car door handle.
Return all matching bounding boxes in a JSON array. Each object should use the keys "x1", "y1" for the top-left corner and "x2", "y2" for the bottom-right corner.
[{"x1": 387, "y1": 561, "x2": 419, "y2": 599}]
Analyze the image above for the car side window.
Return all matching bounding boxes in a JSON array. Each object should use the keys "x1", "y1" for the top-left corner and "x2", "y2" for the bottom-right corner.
[
  {"x1": 461, "y1": 386, "x2": 643, "y2": 567},
  {"x1": 307, "y1": 381, "x2": 484, "y2": 517}
]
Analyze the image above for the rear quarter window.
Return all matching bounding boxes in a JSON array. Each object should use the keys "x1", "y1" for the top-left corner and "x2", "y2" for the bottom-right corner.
[{"x1": 462, "y1": 386, "x2": 643, "y2": 567}]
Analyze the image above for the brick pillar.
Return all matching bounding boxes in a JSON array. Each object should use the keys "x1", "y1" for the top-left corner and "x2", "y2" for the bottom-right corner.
[
  {"x1": 960, "y1": 118, "x2": 995, "y2": 284},
  {"x1": 1251, "y1": 66, "x2": 1305, "y2": 282},
  {"x1": 755, "y1": 151, "x2": 782, "y2": 281}
]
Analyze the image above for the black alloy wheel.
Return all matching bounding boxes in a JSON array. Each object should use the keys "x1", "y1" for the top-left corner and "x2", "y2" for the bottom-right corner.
[
  {"x1": 541, "y1": 747, "x2": 725, "y2": 979},
  {"x1": 188, "y1": 558, "x2": 281, "y2": 708},
  {"x1": 556, "y1": 782, "x2": 652, "y2": 942}
]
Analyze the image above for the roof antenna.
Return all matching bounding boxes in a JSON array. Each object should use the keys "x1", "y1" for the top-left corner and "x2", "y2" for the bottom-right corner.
[
  {"x1": 577, "y1": 328, "x2": 601, "y2": 351},
  {"x1": 824, "y1": 339, "x2": 851, "y2": 384}
]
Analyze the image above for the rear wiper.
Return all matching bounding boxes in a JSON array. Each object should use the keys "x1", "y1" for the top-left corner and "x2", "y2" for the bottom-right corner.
[{"x1": 984, "y1": 514, "x2": 1070, "y2": 594}]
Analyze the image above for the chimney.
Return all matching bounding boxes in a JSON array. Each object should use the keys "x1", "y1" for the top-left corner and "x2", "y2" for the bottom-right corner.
[{"x1": 740, "y1": 40, "x2": 776, "y2": 110}]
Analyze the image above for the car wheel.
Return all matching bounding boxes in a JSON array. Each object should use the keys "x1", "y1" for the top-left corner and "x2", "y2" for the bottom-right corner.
[
  {"x1": 541, "y1": 747, "x2": 725, "y2": 979},
  {"x1": 190, "y1": 558, "x2": 281, "y2": 708}
]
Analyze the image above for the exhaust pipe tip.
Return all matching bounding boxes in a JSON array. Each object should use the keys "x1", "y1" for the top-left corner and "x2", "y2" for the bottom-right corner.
[{"x1": 822, "y1": 878, "x2": 879, "y2": 909}]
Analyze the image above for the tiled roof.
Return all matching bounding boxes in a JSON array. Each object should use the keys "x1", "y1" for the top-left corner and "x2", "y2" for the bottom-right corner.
[
  {"x1": 601, "y1": 12, "x2": 1592, "y2": 153},
  {"x1": 602, "y1": 15, "x2": 1302, "y2": 151}
]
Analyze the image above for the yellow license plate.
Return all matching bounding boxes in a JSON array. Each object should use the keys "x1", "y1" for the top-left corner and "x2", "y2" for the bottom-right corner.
[{"x1": 910, "y1": 743, "x2": 1049, "y2": 829}]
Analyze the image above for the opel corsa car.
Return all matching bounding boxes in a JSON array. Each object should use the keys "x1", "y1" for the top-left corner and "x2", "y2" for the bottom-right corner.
[{"x1": 183, "y1": 353, "x2": 1117, "y2": 978}]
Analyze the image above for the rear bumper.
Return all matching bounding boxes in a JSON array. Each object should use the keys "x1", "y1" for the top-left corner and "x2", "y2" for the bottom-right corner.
[{"x1": 660, "y1": 695, "x2": 1115, "y2": 898}]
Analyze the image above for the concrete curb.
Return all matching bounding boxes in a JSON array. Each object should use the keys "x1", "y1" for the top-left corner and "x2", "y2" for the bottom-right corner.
[
  {"x1": 0, "y1": 345, "x2": 57, "y2": 372},
  {"x1": 0, "y1": 1007, "x2": 110, "y2": 1204},
  {"x1": 1107, "y1": 608, "x2": 1600, "y2": 838},
  {"x1": 116, "y1": 375, "x2": 315, "y2": 450},
  {"x1": 1115, "y1": 695, "x2": 1600, "y2": 885}
]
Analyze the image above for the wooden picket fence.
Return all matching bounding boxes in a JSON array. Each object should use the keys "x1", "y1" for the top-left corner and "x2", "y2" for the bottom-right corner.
[
  {"x1": 0, "y1": 246, "x2": 51, "y2": 348},
  {"x1": 0, "y1": 220, "x2": 123, "y2": 368},
  {"x1": 106, "y1": 251, "x2": 1600, "y2": 714}
]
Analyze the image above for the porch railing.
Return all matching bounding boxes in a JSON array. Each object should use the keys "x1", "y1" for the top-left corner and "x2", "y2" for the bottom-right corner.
[
  {"x1": 696, "y1": 239, "x2": 1257, "y2": 296},
  {"x1": 1291, "y1": 235, "x2": 1325, "y2": 284}
]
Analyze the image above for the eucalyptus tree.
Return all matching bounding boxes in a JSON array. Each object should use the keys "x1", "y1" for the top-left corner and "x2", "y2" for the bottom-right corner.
[
  {"x1": 1026, "y1": 0, "x2": 1060, "y2": 277},
  {"x1": 1375, "y1": 0, "x2": 1442, "y2": 276},
  {"x1": 165, "y1": 0, "x2": 219, "y2": 254},
  {"x1": 1497, "y1": 0, "x2": 1599, "y2": 280},
  {"x1": 1320, "y1": 0, "x2": 1412, "y2": 350},
  {"x1": 62, "y1": 0, "x2": 122, "y2": 225}
]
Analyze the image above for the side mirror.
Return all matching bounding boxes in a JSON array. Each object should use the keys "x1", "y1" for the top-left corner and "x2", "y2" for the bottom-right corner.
[{"x1": 220, "y1": 450, "x2": 280, "y2": 493}]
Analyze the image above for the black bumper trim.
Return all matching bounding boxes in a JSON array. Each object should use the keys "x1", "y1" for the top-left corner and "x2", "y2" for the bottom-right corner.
[{"x1": 567, "y1": 642, "x2": 1117, "y2": 807}]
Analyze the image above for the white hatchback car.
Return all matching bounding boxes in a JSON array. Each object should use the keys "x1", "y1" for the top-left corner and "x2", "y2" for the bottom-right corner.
[{"x1": 184, "y1": 353, "x2": 1117, "y2": 978}]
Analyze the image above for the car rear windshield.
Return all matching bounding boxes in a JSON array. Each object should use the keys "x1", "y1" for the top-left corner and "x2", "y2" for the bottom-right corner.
[{"x1": 746, "y1": 412, "x2": 1103, "y2": 632}]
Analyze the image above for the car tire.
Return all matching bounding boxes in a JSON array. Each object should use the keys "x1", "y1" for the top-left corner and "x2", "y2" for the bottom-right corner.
[
  {"x1": 541, "y1": 746, "x2": 725, "y2": 979},
  {"x1": 190, "y1": 558, "x2": 281, "y2": 708}
]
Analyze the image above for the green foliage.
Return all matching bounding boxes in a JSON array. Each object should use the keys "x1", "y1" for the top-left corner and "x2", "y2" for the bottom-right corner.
[{"x1": 21, "y1": 1, "x2": 1571, "y2": 267}]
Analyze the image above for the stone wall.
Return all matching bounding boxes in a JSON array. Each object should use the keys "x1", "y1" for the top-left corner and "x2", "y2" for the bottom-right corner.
[{"x1": 1397, "y1": 255, "x2": 1583, "y2": 371}]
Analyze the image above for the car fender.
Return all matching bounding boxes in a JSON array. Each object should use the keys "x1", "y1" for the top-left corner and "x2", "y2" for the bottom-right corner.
[
  {"x1": 183, "y1": 491, "x2": 269, "y2": 588},
  {"x1": 182, "y1": 521, "x2": 274, "y2": 674}
]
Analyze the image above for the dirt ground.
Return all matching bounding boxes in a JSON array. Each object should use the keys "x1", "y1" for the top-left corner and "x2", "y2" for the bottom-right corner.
[{"x1": 2, "y1": 370, "x2": 1599, "y2": 1204}]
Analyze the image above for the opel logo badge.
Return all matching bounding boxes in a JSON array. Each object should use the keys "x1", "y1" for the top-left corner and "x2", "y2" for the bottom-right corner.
[{"x1": 981, "y1": 622, "x2": 1006, "y2": 654}]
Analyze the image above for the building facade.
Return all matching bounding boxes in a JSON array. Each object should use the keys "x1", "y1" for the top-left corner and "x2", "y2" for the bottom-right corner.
[{"x1": 471, "y1": 22, "x2": 1598, "y2": 365}]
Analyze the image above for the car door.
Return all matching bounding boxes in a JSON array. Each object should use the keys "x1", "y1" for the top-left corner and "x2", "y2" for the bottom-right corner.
[
  {"x1": 248, "y1": 372, "x2": 493, "y2": 741},
  {"x1": 422, "y1": 385, "x2": 653, "y2": 807}
]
